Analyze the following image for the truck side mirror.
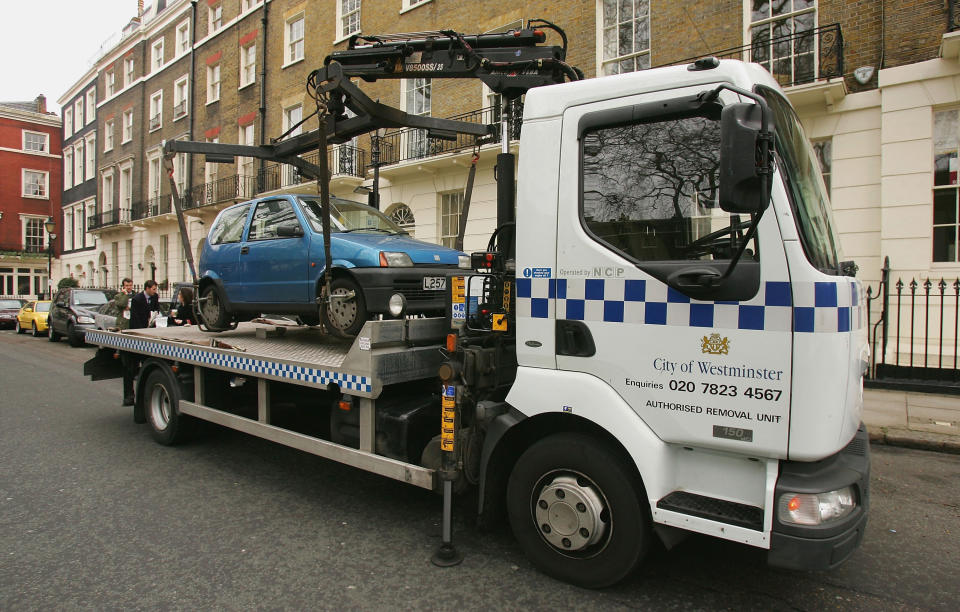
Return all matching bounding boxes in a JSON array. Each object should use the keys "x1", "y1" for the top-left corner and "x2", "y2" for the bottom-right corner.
[{"x1": 719, "y1": 102, "x2": 772, "y2": 214}]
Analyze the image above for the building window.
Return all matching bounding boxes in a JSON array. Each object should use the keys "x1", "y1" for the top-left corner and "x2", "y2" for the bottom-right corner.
[
  {"x1": 86, "y1": 88, "x2": 96, "y2": 124},
  {"x1": 402, "y1": 0, "x2": 430, "y2": 11},
  {"x1": 64, "y1": 108, "x2": 73, "y2": 139},
  {"x1": 25, "y1": 218, "x2": 46, "y2": 252},
  {"x1": 152, "y1": 38, "x2": 164, "y2": 72},
  {"x1": 286, "y1": 14, "x2": 305, "y2": 64},
  {"x1": 120, "y1": 163, "x2": 133, "y2": 212},
  {"x1": 402, "y1": 78, "x2": 431, "y2": 158},
  {"x1": 106, "y1": 70, "x2": 116, "y2": 96},
  {"x1": 122, "y1": 109, "x2": 134, "y2": 142},
  {"x1": 74, "y1": 143, "x2": 84, "y2": 183},
  {"x1": 748, "y1": 0, "x2": 816, "y2": 87},
  {"x1": 934, "y1": 109, "x2": 960, "y2": 262},
  {"x1": 599, "y1": 0, "x2": 650, "y2": 76},
  {"x1": 104, "y1": 119, "x2": 115, "y2": 151},
  {"x1": 149, "y1": 90, "x2": 163, "y2": 131},
  {"x1": 282, "y1": 105, "x2": 303, "y2": 185},
  {"x1": 337, "y1": 0, "x2": 361, "y2": 40},
  {"x1": 148, "y1": 154, "x2": 162, "y2": 201},
  {"x1": 238, "y1": 123, "x2": 255, "y2": 197},
  {"x1": 209, "y1": 2, "x2": 222, "y2": 32},
  {"x1": 439, "y1": 192, "x2": 463, "y2": 248},
  {"x1": 174, "y1": 76, "x2": 188, "y2": 119},
  {"x1": 207, "y1": 63, "x2": 221, "y2": 103},
  {"x1": 388, "y1": 203, "x2": 415, "y2": 228},
  {"x1": 176, "y1": 19, "x2": 190, "y2": 56},
  {"x1": 102, "y1": 171, "x2": 115, "y2": 212},
  {"x1": 65, "y1": 210, "x2": 74, "y2": 251},
  {"x1": 23, "y1": 170, "x2": 48, "y2": 198},
  {"x1": 23, "y1": 130, "x2": 48, "y2": 152},
  {"x1": 240, "y1": 42, "x2": 256, "y2": 88},
  {"x1": 204, "y1": 136, "x2": 219, "y2": 184},
  {"x1": 241, "y1": 0, "x2": 262, "y2": 12},
  {"x1": 85, "y1": 136, "x2": 96, "y2": 181},
  {"x1": 74, "y1": 99, "x2": 84, "y2": 132},
  {"x1": 125, "y1": 57, "x2": 135, "y2": 87},
  {"x1": 64, "y1": 149, "x2": 73, "y2": 188},
  {"x1": 812, "y1": 138, "x2": 831, "y2": 194}
]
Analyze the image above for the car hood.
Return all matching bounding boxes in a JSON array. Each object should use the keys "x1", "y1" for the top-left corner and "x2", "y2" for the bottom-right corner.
[
  {"x1": 0, "y1": 308, "x2": 19, "y2": 316},
  {"x1": 73, "y1": 305, "x2": 102, "y2": 317},
  {"x1": 330, "y1": 232, "x2": 464, "y2": 264}
]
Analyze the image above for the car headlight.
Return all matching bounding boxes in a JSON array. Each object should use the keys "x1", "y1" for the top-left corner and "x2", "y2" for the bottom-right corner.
[
  {"x1": 458, "y1": 255, "x2": 471, "y2": 269},
  {"x1": 388, "y1": 293, "x2": 407, "y2": 317},
  {"x1": 77, "y1": 315, "x2": 95, "y2": 324},
  {"x1": 777, "y1": 486, "x2": 856, "y2": 526},
  {"x1": 379, "y1": 251, "x2": 413, "y2": 267}
]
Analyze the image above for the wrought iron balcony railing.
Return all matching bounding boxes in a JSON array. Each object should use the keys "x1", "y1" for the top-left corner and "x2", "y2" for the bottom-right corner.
[
  {"x1": 88, "y1": 208, "x2": 131, "y2": 230},
  {"x1": 663, "y1": 23, "x2": 843, "y2": 88},
  {"x1": 149, "y1": 114, "x2": 161, "y2": 131},
  {"x1": 257, "y1": 144, "x2": 367, "y2": 194},
  {"x1": 184, "y1": 174, "x2": 258, "y2": 210},
  {"x1": 131, "y1": 194, "x2": 174, "y2": 221},
  {"x1": 173, "y1": 101, "x2": 187, "y2": 118}
]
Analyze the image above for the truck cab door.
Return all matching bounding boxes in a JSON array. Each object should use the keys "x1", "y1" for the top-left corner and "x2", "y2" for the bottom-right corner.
[{"x1": 553, "y1": 85, "x2": 793, "y2": 457}]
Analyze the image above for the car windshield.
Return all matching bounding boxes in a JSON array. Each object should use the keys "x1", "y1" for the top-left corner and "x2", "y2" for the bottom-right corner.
[
  {"x1": 0, "y1": 299, "x2": 21, "y2": 308},
  {"x1": 35, "y1": 302, "x2": 50, "y2": 312},
  {"x1": 298, "y1": 197, "x2": 406, "y2": 235},
  {"x1": 74, "y1": 290, "x2": 112, "y2": 306}
]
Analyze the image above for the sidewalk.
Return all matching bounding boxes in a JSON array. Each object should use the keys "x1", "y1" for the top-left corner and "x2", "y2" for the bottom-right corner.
[{"x1": 863, "y1": 388, "x2": 960, "y2": 454}]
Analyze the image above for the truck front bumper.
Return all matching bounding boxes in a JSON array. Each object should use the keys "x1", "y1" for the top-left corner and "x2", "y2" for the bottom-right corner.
[{"x1": 767, "y1": 423, "x2": 871, "y2": 570}]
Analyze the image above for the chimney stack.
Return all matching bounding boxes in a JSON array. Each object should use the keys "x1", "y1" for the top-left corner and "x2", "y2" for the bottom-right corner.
[
  {"x1": 35, "y1": 94, "x2": 46, "y2": 114},
  {"x1": 137, "y1": 0, "x2": 143, "y2": 20}
]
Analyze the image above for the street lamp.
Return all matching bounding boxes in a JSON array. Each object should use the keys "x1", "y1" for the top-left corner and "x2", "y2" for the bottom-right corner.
[
  {"x1": 371, "y1": 128, "x2": 386, "y2": 210},
  {"x1": 43, "y1": 217, "x2": 56, "y2": 299}
]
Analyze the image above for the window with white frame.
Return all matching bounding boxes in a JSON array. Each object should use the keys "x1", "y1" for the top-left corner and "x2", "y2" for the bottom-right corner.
[
  {"x1": 63, "y1": 149, "x2": 73, "y2": 188},
  {"x1": 209, "y1": 2, "x2": 222, "y2": 32},
  {"x1": 934, "y1": 108, "x2": 960, "y2": 262},
  {"x1": 64, "y1": 108, "x2": 73, "y2": 139},
  {"x1": 174, "y1": 147, "x2": 188, "y2": 193},
  {"x1": 102, "y1": 170, "x2": 115, "y2": 212},
  {"x1": 86, "y1": 88, "x2": 96, "y2": 124},
  {"x1": 748, "y1": 0, "x2": 816, "y2": 87},
  {"x1": 207, "y1": 63, "x2": 221, "y2": 102},
  {"x1": 242, "y1": 0, "x2": 262, "y2": 12},
  {"x1": 286, "y1": 14, "x2": 305, "y2": 65},
  {"x1": 86, "y1": 202, "x2": 95, "y2": 244},
  {"x1": 402, "y1": 78, "x2": 431, "y2": 159},
  {"x1": 149, "y1": 90, "x2": 163, "y2": 131},
  {"x1": 85, "y1": 135, "x2": 96, "y2": 180},
  {"x1": 148, "y1": 153, "x2": 162, "y2": 202},
  {"x1": 74, "y1": 99, "x2": 83, "y2": 132},
  {"x1": 104, "y1": 119, "x2": 115, "y2": 151},
  {"x1": 65, "y1": 210, "x2": 74, "y2": 251},
  {"x1": 402, "y1": 0, "x2": 431, "y2": 10},
  {"x1": 337, "y1": 0, "x2": 361, "y2": 40},
  {"x1": 240, "y1": 42, "x2": 256, "y2": 87},
  {"x1": 152, "y1": 38, "x2": 164, "y2": 72},
  {"x1": 439, "y1": 191, "x2": 463, "y2": 248},
  {"x1": 24, "y1": 217, "x2": 46, "y2": 252},
  {"x1": 122, "y1": 109, "x2": 133, "y2": 142},
  {"x1": 176, "y1": 19, "x2": 190, "y2": 56},
  {"x1": 599, "y1": 0, "x2": 650, "y2": 76},
  {"x1": 74, "y1": 143, "x2": 84, "y2": 183},
  {"x1": 120, "y1": 163, "x2": 133, "y2": 212},
  {"x1": 125, "y1": 56, "x2": 135, "y2": 87},
  {"x1": 106, "y1": 69, "x2": 116, "y2": 96},
  {"x1": 174, "y1": 76, "x2": 188, "y2": 118},
  {"x1": 23, "y1": 170, "x2": 48, "y2": 198},
  {"x1": 204, "y1": 136, "x2": 219, "y2": 185},
  {"x1": 23, "y1": 130, "x2": 48, "y2": 153},
  {"x1": 282, "y1": 104, "x2": 303, "y2": 185},
  {"x1": 160, "y1": 234, "x2": 169, "y2": 283},
  {"x1": 238, "y1": 123, "x2": 255, "y2": 197}
]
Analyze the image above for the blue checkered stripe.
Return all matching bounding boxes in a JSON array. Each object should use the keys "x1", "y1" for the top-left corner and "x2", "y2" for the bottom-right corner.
[
  {"x1": 86, "y1": 331, "x2": 371, "y2": 392},
  {"x1": 514, "y1": 278, "x2": 865, "y2": 334}
]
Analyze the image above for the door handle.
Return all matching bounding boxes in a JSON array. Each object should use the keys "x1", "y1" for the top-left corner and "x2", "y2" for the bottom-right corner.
[{"x1": 240, "y1": 246, "x2": 249, "y2": 254}]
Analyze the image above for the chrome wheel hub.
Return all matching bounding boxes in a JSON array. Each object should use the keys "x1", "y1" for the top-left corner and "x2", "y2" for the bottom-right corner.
[
  {"x1": 150, "y1": 385, "x2": 171, "y2": 431},
  {"x1": 535, "y1": 474, "x2": 608, "y2": 552}
]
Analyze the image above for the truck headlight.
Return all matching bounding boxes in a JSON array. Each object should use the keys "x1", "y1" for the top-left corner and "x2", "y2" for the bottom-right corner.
[
  {"x1": 777, "y1": 486, "x2": 856, "y2": 526},
  {"x1": 77, "y1": 315, "x2": 95, "y2": 324},
  {"x1": 458, "y1": 255, "x2": 471, "y2": 269},
  {"x1": 379, "y1": 251, "x2": 413, "y2": 267}
]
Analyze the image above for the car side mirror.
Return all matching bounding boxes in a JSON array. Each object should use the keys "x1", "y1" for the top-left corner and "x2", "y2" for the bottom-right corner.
[
  {"x1": 719, "y1": 102, "x2": 772, "y2": 214},
  {"x1": 24, "y1": 308, "x2": 32, "y2": 313},
  {"x1": 276, "y1": 223, "x2": 304, "y2": 237}
]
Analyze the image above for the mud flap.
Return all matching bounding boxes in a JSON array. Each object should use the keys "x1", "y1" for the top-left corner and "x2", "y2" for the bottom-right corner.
[{"x1": 83, "y1": 347, "x2": 125, "y2": 381}]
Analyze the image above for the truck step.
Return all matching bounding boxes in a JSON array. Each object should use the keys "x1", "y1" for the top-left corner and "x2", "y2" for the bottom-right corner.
[{"x1": 656, "y1": 491, "x2": 763, "y2": 531}]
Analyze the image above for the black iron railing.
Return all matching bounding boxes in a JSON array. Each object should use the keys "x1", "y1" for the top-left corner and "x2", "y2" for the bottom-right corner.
[
  {"x1": 88, "y1": 208, "x2": 131, "y2": 230},
  {"x1": 866, "y1": 257, "x2": 960, "y2": 389},
  {"x1": 379, "y1": 103, "x2": 522, "y2": 166},
  {"x1": 149, "y1": 114, "x2": 161, "y2": 131},
  {"x1": 257, "y1": 144, "x2": 367, "y2": 194},
  {"x1": 131, "y1": 195, "x2": 175, "y2": 220},
  {"x1": 173, "y1": 101, "x2": 187, "y2": 118},
  {"x1": 662, "y1": 23, "x2": 843, "y2": 88},
  {"x1": 184, "y1": 174, "x2": 258, "y2": 210}
]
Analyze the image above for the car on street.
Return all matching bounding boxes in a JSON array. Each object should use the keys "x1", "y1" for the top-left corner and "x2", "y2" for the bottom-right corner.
[
  {"x1": 0, "y1": 298, "x2": 25, "y2": 329},
  {"x1": 49, "y1": 288, "x2": 118, "y2": 347},
  {"x1": 197, "y1": 194, "x2": 467, "y2": 335},
  {"x1": 15, "y1": 300, "x2": 50, "y2": 336}
]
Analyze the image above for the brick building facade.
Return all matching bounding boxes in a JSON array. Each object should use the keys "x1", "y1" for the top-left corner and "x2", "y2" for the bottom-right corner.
[{"x1": 0, "y1": 95, "x2": 61, "y2": 298}]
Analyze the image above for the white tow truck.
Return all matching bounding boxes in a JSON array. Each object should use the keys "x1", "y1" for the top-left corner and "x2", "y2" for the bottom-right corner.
[{"x1": 84, "y1": 26, "x2": 870, "y2": 588}]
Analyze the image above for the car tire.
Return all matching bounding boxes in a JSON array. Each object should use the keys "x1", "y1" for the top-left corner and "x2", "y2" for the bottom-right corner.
[
  {"x1": 16, "y1": 320, "x2": 25, "y2": 334},
  {"x1": 506, "y1": 433, "x2": 650, "y2": 589},
  {"x1": 143, "y1": 367, "x2": 195, "y2": 446},
  {"x1": 32, "y1": 322, "x2": 41, "y2": 337},
  {"x1": 321, "y1": 276, "x2": 367, "y2": 337},
  {"x1": 67, "y1": 323, "x2": 84, "y2": 348},
  {"x1": 48, "y1": 325, "x2": 60, "y2": 342},
  {"x1": 198, "y1": 284, "x2": 231, "y2": 331}
]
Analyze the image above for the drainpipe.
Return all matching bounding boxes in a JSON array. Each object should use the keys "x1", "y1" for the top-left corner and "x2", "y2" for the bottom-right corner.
[
  {"x1": 187, "y1": 0, "x2": 197, "y2": 199},
  {"x1": 257, "y1": 0, "x2": 269, "y2": 189}
]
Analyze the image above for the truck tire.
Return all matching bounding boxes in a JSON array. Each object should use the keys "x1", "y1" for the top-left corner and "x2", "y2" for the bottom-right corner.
[
  {"x1": 199, "y1": 284, "x2": 230, "y2": 331},
  {"x1": 506, "y1": 433, "x2": 650, "y2": 588},
  {"x1": 143, "y1": 368, "x2": 193, "y2": 445},
  {"x1": 321, "y1": 276, "x2": 367, "y2": 337}
]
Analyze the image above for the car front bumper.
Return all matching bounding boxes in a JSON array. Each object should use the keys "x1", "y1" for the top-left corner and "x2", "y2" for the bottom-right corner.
[{"x1": 348, "y1": 266, "x2": 459, "y2": 314}]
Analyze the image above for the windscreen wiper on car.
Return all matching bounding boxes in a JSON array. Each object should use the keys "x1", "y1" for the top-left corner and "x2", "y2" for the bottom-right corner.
[{"x1": 339, "y1": 228, "x2": 399, "y2": 234}]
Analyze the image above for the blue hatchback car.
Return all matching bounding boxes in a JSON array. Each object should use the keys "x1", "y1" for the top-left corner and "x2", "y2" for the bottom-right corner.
[{"x1": 197, "y1": 194, "x2": 467, "y2": 335}]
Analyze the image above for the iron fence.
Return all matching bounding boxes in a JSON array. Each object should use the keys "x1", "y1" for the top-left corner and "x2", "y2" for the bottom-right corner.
[
  {"x1": 865, "y1": 257, "x2": 960, "y2": 390},
  {"x1": 88, "y1": 208, "x2": 131, "y2": 230},
  {"x1": 660, "y1": 23, "x2": 843, "y2": 88},
  {"x1": 257, "y1": 144, "x2": 367, "y2": 193},
  {"x1": 185, "y1": 174, "x2": 257, "y2": 210}
]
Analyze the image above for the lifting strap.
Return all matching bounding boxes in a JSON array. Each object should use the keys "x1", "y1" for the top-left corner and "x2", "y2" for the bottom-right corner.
[{"x1": 454, "y1": 143, "x2": 481, "y2": 252}]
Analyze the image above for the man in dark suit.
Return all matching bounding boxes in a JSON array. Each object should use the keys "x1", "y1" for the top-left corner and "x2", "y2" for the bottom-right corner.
[{"x1": 130, "y1": 280, "x2": 160, "y2": 329}]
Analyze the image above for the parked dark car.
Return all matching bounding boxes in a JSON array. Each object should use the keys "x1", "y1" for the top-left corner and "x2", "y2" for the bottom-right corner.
[
  {"x1": 0, "y1": 298, "x2": 25, "y2": 329},
  {"x1": 49, "y1": 287, "x2": 118, "y2": 347}
]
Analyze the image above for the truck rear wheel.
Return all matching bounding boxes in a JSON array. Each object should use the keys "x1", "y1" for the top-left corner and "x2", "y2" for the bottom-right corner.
[
  {"x1": 143, "y1": 368, "x2": 193, "y2": 445},
  {"x1": 506, "y1": 433, "x2": 650, "y2": 588}
]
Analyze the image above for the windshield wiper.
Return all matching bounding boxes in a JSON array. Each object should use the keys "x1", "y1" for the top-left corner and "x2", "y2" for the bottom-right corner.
[{"x1": 339, "y1": 227, "x2": 397, "y2": 234}]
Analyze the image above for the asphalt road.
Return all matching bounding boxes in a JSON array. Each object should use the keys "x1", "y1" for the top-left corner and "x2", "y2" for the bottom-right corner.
[{"x1": 1, "y1": 331, "x2": 958, "y2": 611}]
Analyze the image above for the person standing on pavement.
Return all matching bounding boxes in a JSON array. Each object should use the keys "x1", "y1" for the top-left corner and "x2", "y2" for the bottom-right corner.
[
  {"x1": 113, "y1": 277, "x2": 134, "y2": 330},
  {"x1": 130, "y1": 280, "x2": 160, "y2": 330}
]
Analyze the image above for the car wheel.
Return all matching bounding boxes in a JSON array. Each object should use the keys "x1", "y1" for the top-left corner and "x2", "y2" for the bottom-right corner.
[
  {"x1": 67, "y1": 323, "x2": 84, "y2": 347},
  {"x1": 506, "y1": 433, "x2": 650, "y2": 589},
  {"x1": 198, "y1": 284, "x2": 231, "y2": 331},
  {"x1": 321, "y1": 276, "x2": 367, "y2": 337},
  {"x1": 48, "y1": 324, "x2": 60, "y2": 342},
  {"x1": 143, "y1": 368, "x2": 195, "y2": 445},
  {"x1": 16, "y1": 320, "x2": 25, "y2": 334},
  {"x1": 32, "y1": 322, "x2": 41, "y2": 337}
]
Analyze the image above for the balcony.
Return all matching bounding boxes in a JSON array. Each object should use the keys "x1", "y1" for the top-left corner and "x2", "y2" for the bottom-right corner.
[
  {"x1": 258, "y1": 144, "x2": 367, "y2": 194},
  {"x1": 149, "y1": 113, "x2": 161, "y2": 131},
  {"x1": 131, "y1": 194, "x2": 174, "y2": 221},
  {"x1": 173, "y1": 101, "x2": 187, "y2": 119},
  {"x1": 88, "y1": 208, "x2": 131, "y2": 231},
  {"x1": 184, "y1": 174, "x2": 258, "y2": 211}
]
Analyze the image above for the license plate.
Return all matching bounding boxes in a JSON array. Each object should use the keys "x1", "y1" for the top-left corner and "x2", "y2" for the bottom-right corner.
[{"x1": 423, "y1": 276, "x2": 446, "y2": 290}]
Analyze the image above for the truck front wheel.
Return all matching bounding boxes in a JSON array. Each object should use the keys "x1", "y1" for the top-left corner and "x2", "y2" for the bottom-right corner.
[
  {"x1": 143, "y1": 368, "x2": 193, "y2": 445},
  {"x1": 506, "y1": 433, "x2": 650, "y2": 588}
]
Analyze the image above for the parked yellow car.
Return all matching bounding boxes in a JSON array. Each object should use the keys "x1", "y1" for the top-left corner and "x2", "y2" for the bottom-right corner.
[{"x1": 16, "y1": 300, "x2": 51, "y2": 337}]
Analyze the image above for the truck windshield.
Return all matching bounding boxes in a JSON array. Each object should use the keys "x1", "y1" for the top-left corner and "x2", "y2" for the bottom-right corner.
[
  {"x1": 299, "y1": 197, "x2": 406, "y2": 235},
  {"x1": 757, "y1": 85, "x2": 841, "y2": 274}
]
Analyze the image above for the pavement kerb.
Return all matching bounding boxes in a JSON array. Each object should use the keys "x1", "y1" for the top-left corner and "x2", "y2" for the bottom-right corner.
[{"x1": 867, "y1": 425, "x2": 960, "y2": 454}]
